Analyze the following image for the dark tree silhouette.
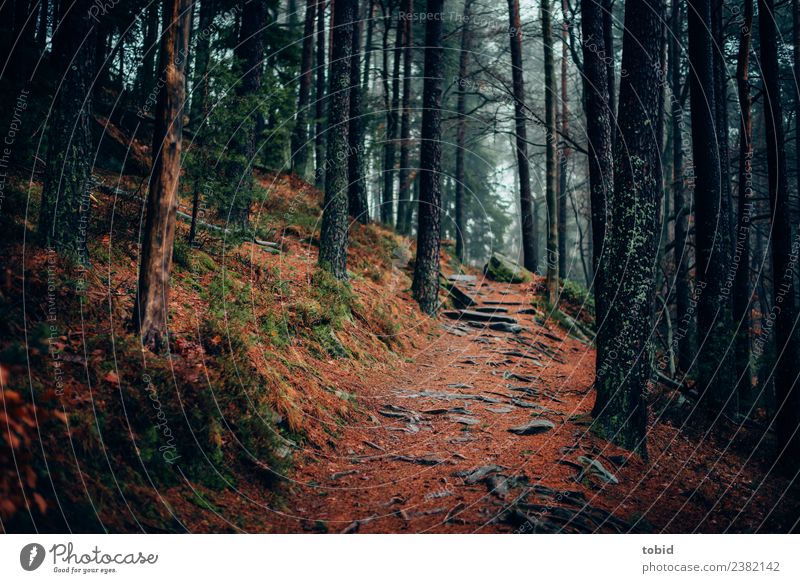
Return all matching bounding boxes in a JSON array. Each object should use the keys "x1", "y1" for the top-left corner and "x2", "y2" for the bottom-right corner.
[
  {"x1": 348, "y1": 0, "x2": 369, "y2": 223},
  {"x1": 455, "y1": 0, "x2": 473, "y2": 262},
  {"x1": 292, "y1": 0, "x2": 317, "y2": 178},
  {"x1": 542, "y1": 0, "x2": 559, "y2": 302},
  {"x1": 315, "y1": 0, "x2": 327, "y2": 188},
  {"x1": 397, "y1": 0, "x2": 415, "y2": 236}
]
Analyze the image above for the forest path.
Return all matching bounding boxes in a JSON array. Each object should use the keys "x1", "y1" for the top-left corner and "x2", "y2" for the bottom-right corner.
[{"x1": 275, "y1": 278, "x2": 641, "y2": 533}]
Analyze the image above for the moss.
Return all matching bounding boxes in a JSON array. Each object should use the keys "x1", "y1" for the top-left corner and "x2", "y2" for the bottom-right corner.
[{"x1": 483, "y1": 253, "x2": 532, "y2": 283}]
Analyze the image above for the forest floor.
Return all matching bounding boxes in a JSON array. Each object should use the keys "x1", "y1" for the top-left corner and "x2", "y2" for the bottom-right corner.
[{"x1": 262, "y1": 278, "x2": 800, "y2": 534}]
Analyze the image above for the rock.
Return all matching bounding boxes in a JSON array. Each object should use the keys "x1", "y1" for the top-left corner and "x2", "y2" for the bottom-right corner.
[
  {"x1": 486, "y1": 405, "x2": 514, "y2": 414},
  {"x1": 483, "y1": 252, "x2": 533, "y2": 283},
  {"x1": 447, "y1": 383, "x2": 473, "y2": 389},
  {"x1": 489, "y1": 322, "x2": 524, "y2": 333},
  {"x1": 446, "y1": 285, "x2": 478, "y2": 309},
  {"x1": 502, "y1": 371, "x2": 536, "y2": 383},
  {"x1": 474, "y1": 306, "x2": 509, "y2": 313},
  {"x1": 447, "y1": 274, "x2": 478, "y2": 283},
  {"x1": 576, "y1": 456, "x2": 619, "y2": 485},
  {"x1": 392, "y1": 454, "x2": 448, "y2": 466},
  {"x1": 456, "y1": 464, "x2": 506, "y2": 484},
  {"x1": 508, "y1": 419, "x2": 556, "y2": 435},
  {"x1": 446, "y1": 309, "x2": 519, "y2": 324},
  {"x1": 449, "y1": 415, "x2": 480, "y2": 426}
]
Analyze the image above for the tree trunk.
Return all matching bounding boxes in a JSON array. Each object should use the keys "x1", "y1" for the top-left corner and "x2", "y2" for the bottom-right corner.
[
  {"x1": 688, "y1": 0, "x2": 735, "y2": 414},
  {"x1": 507, "y1": 0, "x2": 538, "y2": 273},
  {"x1": 602, "y1": 0, "x2": 616, "y2": 137},
  {"x1": 412, "y1": 0, "x2": 445, "y2": 315},
  {"x1": 591, "y1": 0, "x2": 664, "y2": 457},
  {"x1": 348, "y1": 0, "x2": 369, "y2": 223},
  {"x1": 558, "y1": 0, "x2": 570, "y2": 280},
  {"x1": 397, "y1": 0, "x2": 415, "y2": 235},
  {"x1": 319, "y1": 0, "x2": 355, "y2": 279},
  {"x1": 38, "y1": 0, "x2": 95, "y2": 259},
  {"x1": 542, "y1": 0, "x2": 559, "y2": 301},
  {"x1": 758, "y1": 0, "x2": 800, "y2": 468},
  {"x1": 454, "y1": 0, "x2": 473, "y2": 262},
  {"x1": 580, "y1": 0, "x2": 614, "y2": 326},
  {"x1": 734, "y1": 0, "x2": 754, "y2": 407},
  {"x1": 669, "y1": 0, "x2": 692, "y2": 374},
  {"x1": 133, "y1": 0, "x2": 192, "y2": 350},
  {"x1": 291, "y1": 0, "x2": 317, "y2": 178},
  {"x1": 315, "y1": 0, "x2": 327, "y2": 188},
  {"x1": 381, "y1": 11, "x2": 401, "y2": 225}
]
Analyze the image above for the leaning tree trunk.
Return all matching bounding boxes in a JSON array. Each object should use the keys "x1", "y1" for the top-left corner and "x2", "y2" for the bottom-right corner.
[
  {"x1": 319, "y1": 0, "x2": 355, "y2": 279},
  {"x1": 580, "y1": 0, "x2": 614, "y2": 327},
  {"x1": 397, "y1": 0, "x2": 415, "y2": 235},
  {"x1": 348, "y1": 0, "x2": 369, "y2": 223},
  {"x1": 758, "y1": 0, "x2": 800, "y2": 468},
  {"x1": 507, "y1": 0, "x2": 538, "y2": 273},
  {"x1": 291, "y1": 0, "x2": 317, "y2": 178},
  {"x1": 688, "y1": 0, "x2": 735, "y2": 414},
  {"x1": 412, "y1": 0, "x2": 445, "y2": 315},
  {"x1": 669, "y1": 0, "x2": 693, "y2": 374},
  {"x1": 38, "y1": 0, "x2": 95, "y2": 259},
  {"x1": 133, "y1": 0, "x2": 192, "y2": 350},
  {"x1": 591, "y1": 0, "x2": 664, "y2": 457},
  {"x1": 454, "y1": 0, "x2": 473, "y2": 262},
  {"x1": 734, "y1": 0, "x2": 754, "y2": 407},
  {"x1": 314, "y1": 0, "x2": 327, "y2": 188},
  {"x1": 542, "y1": 0, "x2": 559, "y2": 301}
]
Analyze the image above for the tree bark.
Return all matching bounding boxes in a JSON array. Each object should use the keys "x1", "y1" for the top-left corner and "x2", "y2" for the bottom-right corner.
[
  {"x1": 758, "y1": 0, "x2": 800, "y2": 468},
  {"x1": 454, "y1": 0, "x2": 473, "y2": 262},
  {"x1": 580, "y1": 0, "x2": 614, "y2": 327},
  {"x1": 558, "y1": 0, "x2": 570, "y2": 280},
  {"x1": 133, "y1": 0, "x2": 192, "y2": 350},
  {"x1": 315, "y1": 0, "x2": 327, "y2": 188},
  {"x1": 381, "y1": 10, "x2": 402, "y2": 225},
  {"x1": 688, "y1": 0, "x2": 735, "y2": 414},
  {"x1": 348, "y1": 0, "x2": 369, "y2": 223},
  {"x1": 602, "y1": 0, "x2": 616, "y2": 136},
  {"x1": 319, "y1": 0, "x2": 355, "y2": 279},
  {"x1": 412, "y1": 0, "x2": 445, "y2": 315},
  {"x1": 38, "y1": 0, "x2": 95, "y2": 259},
  {"x1": 591, "y1": 0, "x2": 664, "y2": 456},
  {"x1": 397, "y1": 0, "x2": 415, "y2": 235},
  {"x1": 734, "y1": 0, "x2": 754, "y2": 407},
  {"x1": 507, "y1": 0, "x2": 538, "y2": 273},
  {"x1": 542, "y1": 0, "x2": 559, "y2": 301},
  {"x1": 292, "y1": 0, "x2": 317, "y2": 178}
]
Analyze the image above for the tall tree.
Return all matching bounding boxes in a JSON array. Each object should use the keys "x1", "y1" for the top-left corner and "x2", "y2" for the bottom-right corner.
[
  {"x1": 314, "y1": 0, "x2": 327, "y2": 188},
  {"x1": 592, "y1": 0, "x2": 664, "y2": 455},
  {"x1": 382, "y1": 10, "x2": 402, "y2": 225},
  {"x1": 603, "y1": 0, "x2": 616, "y2": 135},
  {"x1": 507, "y1": 0, "x2": 538, "y2": 273},
  {"x1": 669, "y1": 0, "x2": 693, "y2": 374},
  {"x1": 133, "y1": 0, "x2": 192, "y2": 350},
  {"x1": 291, "y1": 0, "x2": 317, "y2": 178},
  {"x1": 454, "y1": 0, "x2": 473, "y2": 262},
  {"x1": 412, "y1": 0, "x2": 445, "y2": 315},
  {"x1": 38, "y1": 0, "x2": 96, "y2": 257},
  {"x1": 688, "y1": 0, "x2": 734, "y2": 413},
  {"x1": 397, "y1": 0, "x2": 415, "y2": 235},
  {"x1": 542, "y1": 0, "x2": 559, "y2": 301},
  {"x1": 580, "y1": 0, "x2": 614, "y2": 326},
  {"x1": 319, "y1": 0, "x2": 355, "y2": 278},
  {"x1": 348, "y1": 0, "x2": 369, "y2": 222},
  {"x1": 734, "y1": 0, "x2": 754, "y2": 404},
  {"x1": 758, "y1": 0, "x2": 800, "y2": 467},
  {"x1": 558, "y1": 0, "x2": 571, "y2": 279}
]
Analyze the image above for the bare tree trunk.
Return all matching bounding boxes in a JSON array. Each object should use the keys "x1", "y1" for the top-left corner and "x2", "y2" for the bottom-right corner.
[
  {"x1": 543, "y1": 0, "x2": 559, "y2": 301},
  {"x1": 580, "y1": 0, "x2": 614, "y2": 326},
  {"x1": 507, "y1": 0, "x2": 538, "y2": 273},
  {"x1": 734, "y1": 0, "x2": 754, "y2": 407},
  {"x1": 315, "y1": 0, "x2": 327, "y2": 188},
  {"x1": 133, "y1": 0, "x2": 192, "y2": 350},
  {"x1": 558, "y1": 0, "x2": 570, "y2": 279},
  {"x1": 348, "y1": 0, "x2": 369, "y2": 223},
  {"x1": 603, "y1": 0, "x2": 616, "y2": 136},
  {"x1": 292, "y1": 0, "x2": 317, "y2": 178},
  {"x1": 397, "y1": 0, "x2": 414, "y2": 235},
  {"x1": 319, "y1": 0, "x2": 355, "y2": 279},
  {"x1": 758, "y1": 0, "x2": 800, "y2": 468},
  {"x1": 38, "y1": 0, "x2": 95, "y2": 259},
  {"x1": 412, "y1": 0, "x2": 445, "y2": 315},
  {"x1": 592, "y1": 0, "x2": 664, "y2": 456},
  {"x1": 454, "y1": 0, "x2": 473, "y2": 262},
  {"x1": 382, "y1": 10, "x2": 402, "y2": 225},
  {"x1": 688, "y1": 0, "x2": 735, "y2": 414}
]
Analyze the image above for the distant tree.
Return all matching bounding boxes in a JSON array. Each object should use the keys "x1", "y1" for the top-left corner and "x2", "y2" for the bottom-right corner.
[
  {"x1": 291, "y1": 0, "x2": 317, "y2": 178},
  {"x1": 592, "y1": 0, "x2": 664, "y2": 456},
  {"x1": 348, "y1": 0, "x2": 369, "y2": 223},
  {"x1": 454, "y1": 0, "x2": 473, "y2": 262},
  {"x1": 758, "y1": 0, "x2": 800, "y2": 468},
  {"x1": 558, "y1": 0, "x2": 570, "y2": 280},
  {"x1": 38, "y1": 0, "x2": 96, "y2": 258},
  {"x1": 542, "y1": 0, "x2": 559, "y2": 302},
  {"x1": 315, "y1": 0, "x2": 327, "y2": 188},
  {"x1": 133, "y1": 0, "x2": 192, "y2": 350},
  {"x1": 412, "y1": 0, "x2": 445, "y2": 315},
  {"x1": 507, "y1": 0, "x2": 538, "y2": 273},
  {"x1": 319, "y1": 0, "x2": 355, "y2": 278},
  {"x1": 397, "y1": 0, "x2": 416, "y2": 235}
]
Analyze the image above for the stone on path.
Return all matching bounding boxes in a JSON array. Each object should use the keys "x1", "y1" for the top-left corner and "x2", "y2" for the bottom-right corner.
[
  {"x1": 508, "y1": 419, "x2": 556, "y2": 435},
  {"x1": 576, "y1": 456, "x2": 619, "y2": 485},
  {"x1": 483, "y1": 253, "x2": 533, "y2": 283}
]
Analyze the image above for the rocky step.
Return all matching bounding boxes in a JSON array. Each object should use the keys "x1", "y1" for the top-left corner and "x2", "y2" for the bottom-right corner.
[{"x1": 443, "y1": 310, "x2": 519, "y2": 325}]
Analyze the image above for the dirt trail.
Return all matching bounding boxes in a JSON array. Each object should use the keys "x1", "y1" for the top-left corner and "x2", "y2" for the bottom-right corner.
[{"x1": 266, "y1": 276, "x2": 799, "y2": 534}]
